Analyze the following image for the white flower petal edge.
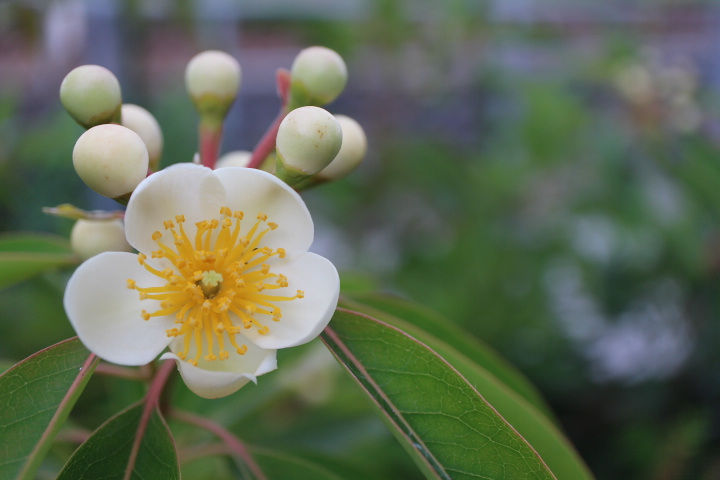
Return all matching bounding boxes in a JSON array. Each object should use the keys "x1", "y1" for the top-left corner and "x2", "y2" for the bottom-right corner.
[
  {"x1": 160, "y1": 342, "x2": 277, "y2": 399},
  {"x1": 213, "y1": 167, "x2": 314, "y2": 253},
  {"x1": 125, "y1": 163, "x2": 227, "y2": 255},
  {"x1": 64, "y1": 252, "x2": 174, "y2": 365},
  {"x1": 242, "y1": 252, "x2": 339, "y2": 350}
]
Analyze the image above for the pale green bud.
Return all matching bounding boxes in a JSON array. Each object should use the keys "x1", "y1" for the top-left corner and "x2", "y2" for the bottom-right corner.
[
  {"x1": 71, "y1": 219, "x2": 132, "y2": 261},
  {"x1": 60, "y1": 65, "x2": 122, "y2": 128},
  {"x1": 121, "y1": 104, "x2": 164, "y2": 171},
  {"x1": 73, "y1": 124, "x2": 149, "y2": 200},
  {"x1": 317, "y1": 115, "x2": 367, "y2": 181},
  {"x1": 275, "y1": 106, "x2": 342, "y2": 186},
  {"x1": 290, "y1": 46, "x2": 347, "y2": 108},
  {"x1": 216, "y1": 150, "x2": 251, "y2": 169},
  {"x1": 185, "y1": 50, "x2": 241, "y2": 119}
]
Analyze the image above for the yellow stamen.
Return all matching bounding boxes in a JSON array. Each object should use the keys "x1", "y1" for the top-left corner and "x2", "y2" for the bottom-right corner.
[{"x1": 129, "y1": 210, "x2": 302, "y2": 365}]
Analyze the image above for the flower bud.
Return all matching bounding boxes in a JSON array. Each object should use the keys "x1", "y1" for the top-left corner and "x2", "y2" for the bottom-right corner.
[
  {"x1": 289, "y1": 46, "x2": 347, "y2": 108},
  {"x1": 275, "y1": 106, "x2": 342, "y2": 186},
  {"x1": 121, "y1": 104, "x2": 164, "y2": 171},
  {"x1": 60, "y1": 65, "x2": 122, "y2": 128},
  {"x1": 185, "y1": 50, "x2": 241, "y2": 119},
  {"x1": 215, "y1": 150, "x2": 251, "y2": 169},
  {"x1": 71, "y1": 219, "x2": 132, "y2": 261},
  {"x1": 73, "y1": 124, "x2": 149, "y2": 200},
  {"x1": 317, "y1": 115, "x2": 367, "y2": 181}
]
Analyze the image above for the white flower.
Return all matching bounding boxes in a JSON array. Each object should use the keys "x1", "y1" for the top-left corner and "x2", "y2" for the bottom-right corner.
[{"x1": 64, "y1": 163, "x2": 339, "y2": 399}]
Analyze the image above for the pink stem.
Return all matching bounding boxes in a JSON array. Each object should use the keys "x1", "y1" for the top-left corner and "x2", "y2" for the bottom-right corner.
[
  {"x1": 95, "y1": 362, "x2": 151, "y2": 381},
  {"x1": 178, "y1": 442, "x2": 231, "y2": 464},
  {"x1": 171, "y1": 409, "x2": 268, "y2": 480},
  {"x1": 17, "y1": 352, "x2": 99, "y2": 479},
  {"x1": 246, "y1": 111, "x2": 284, "y2": 169},
  {"x1": 200, "y1": 123, "x2": 223, "y2": 169},
  {"x1": 122, "y1": 360, "x2": 176, "y2": 480},
  {"x1": 246, "y1": 69, "x2": 292, "y2": 170}
]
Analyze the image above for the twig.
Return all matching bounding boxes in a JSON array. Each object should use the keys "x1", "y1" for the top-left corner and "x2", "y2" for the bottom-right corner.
[
  {"x1": 94, "y1": 362, "x2": 152, "y2": 381},
  {"x1": 170, "y1": 408, "x2": 268, "y2": 480},
  {"x1": 247, "y1": 69, "x2": 291, "y2": 170},
  {"x1": 122, "y1": 359, "x2": 176, "y2": 480}
]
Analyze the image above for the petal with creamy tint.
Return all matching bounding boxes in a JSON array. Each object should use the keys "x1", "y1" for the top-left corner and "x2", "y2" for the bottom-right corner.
[
  {"x1": 213, "y1": 167, "x2": 313, "y2": 253},
  {"x1": 64, "y1": 252, "x2": 174, "y2": 365},
  {"x1": 241, "y1": 252, "x2": 339, "y2": 350},
  {"x1": 161, "y1": 338, "x2": 277, "y2": 398},
  {"x1": 125, "y1": 163, "x2": 227, "y2": 255}
]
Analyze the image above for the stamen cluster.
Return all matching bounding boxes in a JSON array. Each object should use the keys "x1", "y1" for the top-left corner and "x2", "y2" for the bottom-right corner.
[{"x1": 128, "y1": 207, "x2": 303, "y2": 366}]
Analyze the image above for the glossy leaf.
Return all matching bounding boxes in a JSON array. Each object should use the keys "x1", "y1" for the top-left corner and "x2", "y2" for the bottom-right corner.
[
  {"x1": 248, "y1": 448, "x2": 345, "y2": 480},
  {"x1": 57, "y1": 402, "x2": 179, "y2": 480},
  {"x1": 339, "y1": 298, "x2": 594, "y2": 480},
  {"x1": 341, "y1": 293, "x2": 552, "y2": 417},
  {"x1": 0, "y1": 338, "x2": 98, "y2": 480},
  {"x1": 322, "y1": 309, "x2": 557, "y2": 480},
  {"x1": 0, "y1": 233, "x2": 77, "y2": 289}
]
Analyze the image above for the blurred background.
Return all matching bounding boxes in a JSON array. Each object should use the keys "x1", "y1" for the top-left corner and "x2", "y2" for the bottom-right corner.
[{"x1": 2, "y1": 0, "x2": 720, "y2": 479}]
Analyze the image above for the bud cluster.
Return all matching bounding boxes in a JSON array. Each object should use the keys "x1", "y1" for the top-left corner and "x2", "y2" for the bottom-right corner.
[
  {"x1": 274, "y1": 46, "x2": 366, "y2": 186},
  {"x1": 60, "y1": 65, "x2": 164, "y2": 201},
  {"x1": 57, "y1": 46, "x2": 366, "y2": 261}
]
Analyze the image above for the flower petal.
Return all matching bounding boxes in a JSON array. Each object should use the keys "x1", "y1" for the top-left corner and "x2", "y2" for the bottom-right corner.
[
  {"x1": 125, "y1": 163, "x2": 227, "y2": 255},
  {"x1": 242, "y1": 252, "x2": 339, "y2": 350},
  {"x1": 212, "y1": 167, "x2": 313, "y2": 253},
  {"x1": 161, "y1": 339, "x2": 277, "y2": 399},
  {"x1": 64, "y1": 252, "x2": 174, "y2": 365}
]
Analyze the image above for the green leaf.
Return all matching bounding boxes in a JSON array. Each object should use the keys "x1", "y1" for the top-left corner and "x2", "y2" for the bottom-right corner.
[
  {"x1": 249, "y1": 447, "x2": 345, "y2": 480},
  {"x1": 57, "y1": 402, "x2": 180, "y2": 480},
  {"x1": 0, "y1": 233, "x2": 77, "y2": 289},
  {"x1": 322, "y1": 309, "x2": 558, "y2": 480},
  {"x1": 0, "y1": 233, "x2": 73, "y2": 254},
  {"x1": 341, "y1": 293, "x2": 552, "y2": 417},
  {"x1": 0, "y1": 338, "x2": 98, "y2": 480},
  {"x1": 340, "y1": 298, "x2": 594, "y2": 480}
]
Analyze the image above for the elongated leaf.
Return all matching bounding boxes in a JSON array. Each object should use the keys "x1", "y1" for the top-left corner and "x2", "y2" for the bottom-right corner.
[
  {"x1": 0, "y1": 233, "x2": 77, "y2": 289},
  {"x1": 57, "y1": 402, "x2": 179, "y2": 480},
  {"x1": 339, "y1": 299, "x2": 593, "y2": 480},
  {"x1": 248, "y1": 448, "x2": 345, "y2": 480},
  {"x1": 0, "y1": 233, "x2": 73, "y2": 254},
  {"x1": 0, "y1": 338, "x2": 98, "y2": 480},
  {"x1": 322, "y1": 309, "x2": 557, "y2": 480},
  {"x1": 341, "y1": 293, "x2": 553, "y2": 418}
]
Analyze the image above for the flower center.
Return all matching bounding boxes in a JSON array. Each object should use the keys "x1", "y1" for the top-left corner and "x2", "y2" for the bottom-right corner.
[
  {"x1": 127, "y1": 207, "x2": 303, "y2": 366},
  {"x1": 199, "y1": 270, "x2": 223, "y2": 298}
]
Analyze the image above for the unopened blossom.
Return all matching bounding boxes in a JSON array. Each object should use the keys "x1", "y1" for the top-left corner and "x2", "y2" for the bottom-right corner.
[{"x1": 64, "y1": 163, "x2": 339, "y2": 398}]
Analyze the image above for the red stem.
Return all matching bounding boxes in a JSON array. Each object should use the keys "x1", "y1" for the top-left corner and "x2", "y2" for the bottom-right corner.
[
  {"x1": 246, "y1": 68, "x2": 292, "y2": 170},
  {"x1": 178, "y1": 442, "x2": 231, "y2": 464},
  {"x1": 171, "y1": 409, "x2": 268, "y2": 480},
  {"x1": 200, "y1": 123, "x2": 223, "y2": 169},
  {"x1": 246, "y1": 111, "x2": 285, "y2": 169},
  {"x1": 95, "y1": 362, "x2": 151, "y2": 381},
  {"x1": 17, "y1": 352, "x2": 99, "y2": 480},
  {"x1": 122, "y1": 359, "x2": 176, "y2": 480}
]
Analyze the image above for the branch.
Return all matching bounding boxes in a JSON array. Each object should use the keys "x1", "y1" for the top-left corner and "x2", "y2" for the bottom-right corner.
[
  {"x1": 122, "y1": 359, "x2": 176, "y2": 480},
  {"x1": 171, "y1": 408, "x2": 268, "y2": 480},
  {"x1": 247, "y1": 69, "x2": 291, "y2": 170}
]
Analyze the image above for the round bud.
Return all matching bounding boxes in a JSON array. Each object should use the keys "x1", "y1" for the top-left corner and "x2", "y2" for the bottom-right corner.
[
  {"x1": 275, "y1": 106, "x2": 342, "y2": 185},
  {"x1": 317, "y1": 115, "x2": 367, "y2": 181},
  {"x1": 71, "y1": 219, "x2": 132, "y2": 261},
  {"x1": 60, "y1": 65, "x2": 122, "y2": 128},
  {"x1": 185, "y1": 50, "x2": 241, "y2": 118},
  {"x1": 290, "y1": 46, "x2": 347, "y2": 107},
  {"x1": 216, "y1": 150, "x2": 252, "y2": 169},
  {"x1": 121, "y1": 104, "x2": 164, "y2": 171},
  {"x1": 73, "y1": 124, "x2": 149, "y2": 199}
]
